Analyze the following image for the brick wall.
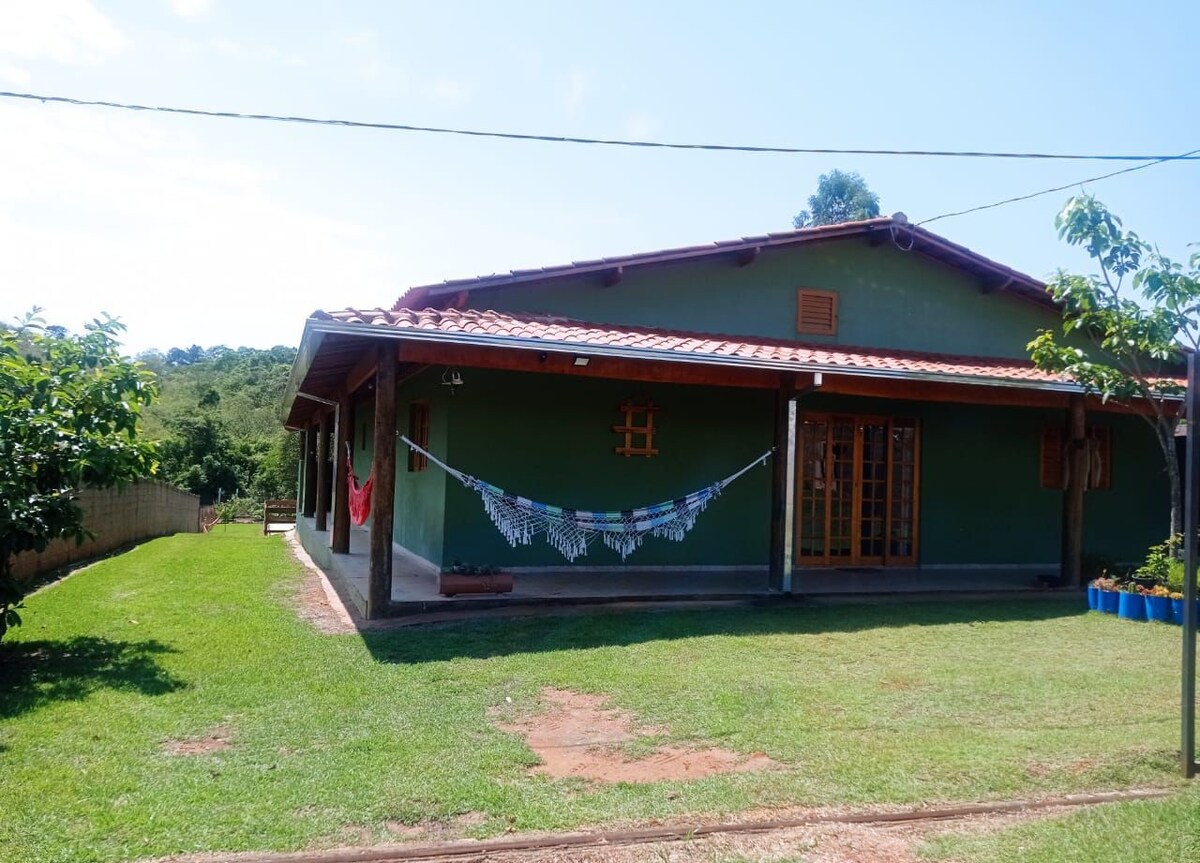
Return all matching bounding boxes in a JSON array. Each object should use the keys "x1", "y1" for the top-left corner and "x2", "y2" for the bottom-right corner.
[{"x1": 11, "y1": 481, "x2": 201, "y2": 581}]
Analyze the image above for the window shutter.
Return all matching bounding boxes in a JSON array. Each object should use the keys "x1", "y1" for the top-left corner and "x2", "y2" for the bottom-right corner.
[
  {"x1": 1040, "y1": 426, "x2": 1064, "y2": 489},
  {"x1": 797, "y1": 289, "x2": 838, "y2": 335}
]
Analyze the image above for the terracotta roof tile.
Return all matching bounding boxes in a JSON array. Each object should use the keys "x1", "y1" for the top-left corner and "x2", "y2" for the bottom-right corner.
[{"x1": 313, "y1": 307, "x2": 1084, "y2": 387}]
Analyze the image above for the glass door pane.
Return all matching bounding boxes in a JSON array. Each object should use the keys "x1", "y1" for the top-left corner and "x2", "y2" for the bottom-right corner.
[
  {"x1": 889, "y1": 420, "x2": 918, "y2": 561},
  {"x1": 797, "y1": 420, "x2": 828, "y2": 561},
  {"x1": 827, "y1": 420, "x2": 855, "y2": 560},
  {"x1": 858, "y1": 421, "x2": 888, "y2": 561}
]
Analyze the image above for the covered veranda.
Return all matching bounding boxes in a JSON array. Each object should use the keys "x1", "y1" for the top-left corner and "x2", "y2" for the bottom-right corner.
[
  {"x1": 294, "y1": 516, "x2": 1062, "y2": 619},
  {"x1": 284, "y1": 313, "x2": 1116, "y2": 620}
]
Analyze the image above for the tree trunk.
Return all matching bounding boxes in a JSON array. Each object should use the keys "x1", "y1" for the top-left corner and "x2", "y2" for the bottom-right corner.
[{"x1": 1163, "y1": 425, "x2": 1184, "y2": 542}]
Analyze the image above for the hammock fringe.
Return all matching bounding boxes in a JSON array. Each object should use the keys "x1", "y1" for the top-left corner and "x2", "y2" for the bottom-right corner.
[{"x1": 401, "y1": 435, "x2": 771, "y2": 561}]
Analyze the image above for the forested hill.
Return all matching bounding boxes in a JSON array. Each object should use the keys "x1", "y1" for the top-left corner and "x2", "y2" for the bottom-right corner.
[{"x1": 138, "y1": 345, "x2": 299, "y2": 505}]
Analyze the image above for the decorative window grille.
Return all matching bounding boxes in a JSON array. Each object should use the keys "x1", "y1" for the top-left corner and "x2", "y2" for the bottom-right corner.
[{"x1": 613, "y1": 402, "x2": 659, "y2": 457}]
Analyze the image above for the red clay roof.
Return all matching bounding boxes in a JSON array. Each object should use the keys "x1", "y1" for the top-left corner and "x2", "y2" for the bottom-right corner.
[
  {"x1": 392, "y1": 216, "x2": 1054, "y2": 310},
  {"x1": 311, "y1": 307, "x2": 1077, "y2": 388}
]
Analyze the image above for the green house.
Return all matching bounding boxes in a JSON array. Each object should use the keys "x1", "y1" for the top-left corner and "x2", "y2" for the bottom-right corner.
[{"x1": 283, "y1": 216, "x2": 1170, "y2": 618}]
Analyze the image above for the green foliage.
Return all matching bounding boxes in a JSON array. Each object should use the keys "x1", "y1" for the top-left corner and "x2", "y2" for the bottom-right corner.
[
  {"x1": 1135, "y1": 536, "x2": 1182, "y2": 584},
  {"x1": 214, "y1": 495, "x2": 262, "y2": 522},
  {"x1": 1029, "y1": 196, "x2": 1197, "y2": 536},
  {"x1": 792, "y1": 169, "x2": 881, "y2": 228},
  {"x1": 0, "y1": 310, "x2": 157, "y2": 639},
  {"x1": 141, "y1": 344, "x2": 298, "y2": 504}
]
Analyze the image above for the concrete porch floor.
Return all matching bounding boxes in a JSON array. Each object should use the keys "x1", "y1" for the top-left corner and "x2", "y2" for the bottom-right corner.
[{"x1": 295, "y1": 518, "x2": 1065, "y2": 619}]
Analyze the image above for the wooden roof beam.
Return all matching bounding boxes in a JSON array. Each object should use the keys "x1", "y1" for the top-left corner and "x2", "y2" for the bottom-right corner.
[
  {"x1": 735, "y1": 246, "x2": 761, "y2": 267},
  {"x1": 602, "y1": 266, "x2": 624, "y2": 287}
]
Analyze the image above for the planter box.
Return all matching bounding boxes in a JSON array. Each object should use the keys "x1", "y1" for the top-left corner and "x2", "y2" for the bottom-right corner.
[
  {"x1": 1144, "y1": 595, "x2": 1172, "y2": 623},
  {"x1": 1099, "y1": 589, "x2": 1121, "y2": 614},
  {"x1": 1172, "y1": 598, "x2": 1185, "y2": 625},
  {"x1": 1117, "y1": 592, "x2": 1145, "y2": 620},
  {"x1": 438, "y1": 572, "x2": 514, "y2": 597}
]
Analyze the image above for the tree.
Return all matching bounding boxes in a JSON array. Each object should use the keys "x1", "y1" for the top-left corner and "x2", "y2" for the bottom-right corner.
[
  {"x1": 1028, "y1": 195, "x2": 1198, "y2": 539},
  {"x1": 793, "y1": 170, "x2": 881, "y2": 228},
  {"x1": 157, "y1": 414, "x2": 253, "y2": 504},
  {"x1": 0, "y1": 312, "x2": 158, "y2": 639}
]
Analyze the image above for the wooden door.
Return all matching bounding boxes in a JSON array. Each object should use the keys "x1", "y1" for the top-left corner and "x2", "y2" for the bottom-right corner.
[{"x1": 795, "y1": 414, "x2": 919, "y2": 566}]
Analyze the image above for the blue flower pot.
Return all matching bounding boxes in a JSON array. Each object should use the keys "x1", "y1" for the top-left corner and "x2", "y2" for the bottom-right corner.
[
  {"x1": 1172, "y1": 598, "x2": 1186, "y2": 625},
  {"x1": 1144, "y1": 595, "x2": 1172, "y2": 623},
  {"x1": 1087, "y1": 586, "x2": 1099, "y2": 610},
  {"x1": 1117, "y1": 592, "x2": 1145, "y2": 620},
  {"x1": 1099, "y1": 589, "x2": 1121, "y2": 614}
]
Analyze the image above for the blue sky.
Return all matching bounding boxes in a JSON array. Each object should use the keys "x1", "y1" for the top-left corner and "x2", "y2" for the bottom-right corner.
[{"x1": 0, "y1": 0, "x2": 1197, "y2": 353}]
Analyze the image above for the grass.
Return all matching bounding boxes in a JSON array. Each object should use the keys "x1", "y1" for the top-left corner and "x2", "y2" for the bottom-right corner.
[
  {"x1": 920, "y1": 787, "x2": 1200, "y2": 862},
  {"x1": 0, "y1": 525, "x2": 1195, "y2": 862}
]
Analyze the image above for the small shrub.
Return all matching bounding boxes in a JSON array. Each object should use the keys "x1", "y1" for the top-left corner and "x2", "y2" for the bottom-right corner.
[
  {"x1": 1135, "y1": 536, "x2": 1182, "y2": 585},
  {"x1": 214, "y1": 496, "x2": 262, "y2": 523}
]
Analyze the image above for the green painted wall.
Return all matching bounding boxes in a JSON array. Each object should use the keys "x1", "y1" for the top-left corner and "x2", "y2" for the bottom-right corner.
[
  {"x1": 471, "y1": 240, "x2": 1063, "y2": 360},
  {"x1": 799, "y1": 393, "x2": 1167, "y2": 566},
  {"x1": 441, "y1": 369, "x2": 774, "y2": 567},
  {"x1": 351, "y1": 370, "x2": 451, "y2": 568},
  {"x1": 1082, "y1": 414, "x2": 1170, "y2": 561},
  {"x1": 393, "y1": 375, "x2": 1169, "y2": 570}
]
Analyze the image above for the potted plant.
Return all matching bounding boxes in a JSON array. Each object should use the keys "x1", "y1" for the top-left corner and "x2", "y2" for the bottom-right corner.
[
  {"x1": 438, "y1": 562, "x2": 514, "y2": 597},
  {"x1": 1117, "y1": 580, "x2": 1145, "y2": 621},
  {"x1": 1143, "y1": 584, "x2": 1173, "y2": 623},
  {"x1": 1170, "y1": 591, "x2": 1186, "y2": 625},
  {"x1": 1092, "y1": 576, "x2": 1120, "y2": 614}
]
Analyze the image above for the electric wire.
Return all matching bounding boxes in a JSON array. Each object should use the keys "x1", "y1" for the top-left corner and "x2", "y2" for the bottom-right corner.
[
  {"x1": 2, "y1": 89, "x2": 1198, "y2": 163},
  {"x1": 917, "y1": 148, "x2": 1200, "y2": 225}
]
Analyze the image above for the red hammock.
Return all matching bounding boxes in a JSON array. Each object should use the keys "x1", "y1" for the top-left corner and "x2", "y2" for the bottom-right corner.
[{"x1": 347, "y1": 456, "x2": 373, "y2": 525}]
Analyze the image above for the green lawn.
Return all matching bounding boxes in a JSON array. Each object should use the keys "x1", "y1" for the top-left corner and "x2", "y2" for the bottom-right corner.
[
  {"x1": 0, "y1": 526, "x2": 1194, "y2": 862},
  {"x1": 921, "y1": 787, "x2": 1200, "y2": 862}
]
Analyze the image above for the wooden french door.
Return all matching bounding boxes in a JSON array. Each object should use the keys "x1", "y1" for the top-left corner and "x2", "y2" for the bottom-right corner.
[{"x1": 795, "y1": 414, "x2": 920, "y2": 566}]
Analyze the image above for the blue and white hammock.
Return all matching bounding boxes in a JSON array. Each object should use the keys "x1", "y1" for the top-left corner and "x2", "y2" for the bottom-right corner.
[{"x1": 400, "y1": 435, "x2": 773, "y2": 561}]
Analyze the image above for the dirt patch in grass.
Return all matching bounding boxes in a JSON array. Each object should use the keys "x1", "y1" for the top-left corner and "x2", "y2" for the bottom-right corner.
[
  {"x1": 285, "y1": 534, "x2": 356, "y2": 635},
  {"x1": 490, "y1": 688, "x2": 777, "y2": 784},
  {"x1": 162, "y1": 724, "x2": 233, "y2": 756}
]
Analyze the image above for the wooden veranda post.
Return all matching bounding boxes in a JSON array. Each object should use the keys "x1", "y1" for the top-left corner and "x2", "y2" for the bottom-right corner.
[
  {"x1": 331, "y1": 394, "x2": 352, "y2": 554},
  {"x1": 1063, "y1": 395, "x2": 1087, "y2": 587},
  {"x1": 769, "y1": 375, "x2": 798, "y2": 592},
  {"x1": 314, "y1": 411, "x2": 330, "y2": 532},
  {"x1": 302, "y1": 424, "x2": 318, "y2": 519},
  {"x1": 367, "y1": 348, "x2": 397, "y2": 618}
]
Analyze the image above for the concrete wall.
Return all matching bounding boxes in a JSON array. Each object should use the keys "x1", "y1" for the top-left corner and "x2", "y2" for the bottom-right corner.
[{"x1": 11, "y1": 480, "x2": 201, "y2": 581}]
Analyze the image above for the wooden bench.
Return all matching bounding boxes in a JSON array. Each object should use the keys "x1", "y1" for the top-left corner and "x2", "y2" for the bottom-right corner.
[{"x1": 263, "y1": 499, "x2": 297, "y2": 535}]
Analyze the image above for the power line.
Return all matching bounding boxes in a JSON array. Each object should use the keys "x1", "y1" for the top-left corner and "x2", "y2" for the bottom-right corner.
[
  {"x1": 917, "y1": 148, "x2": 1200, "y2": 225},
  {"x1": 2, "y1": 89, "x2": 1199, "y2": 163}
]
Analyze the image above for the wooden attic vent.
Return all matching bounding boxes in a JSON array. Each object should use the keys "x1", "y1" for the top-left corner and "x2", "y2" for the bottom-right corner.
[{"x1": 797, "y1": 289, "x2": 838, "y2": 335}]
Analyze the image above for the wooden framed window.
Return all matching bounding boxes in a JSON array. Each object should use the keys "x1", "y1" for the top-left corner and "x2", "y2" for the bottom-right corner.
[
  {"x1": 613, "y1": 401, "x2": 659, "y2": 457},
  {"x1": 407, "y1": 402, "x2": 429, "y2": 472},
  {"x1": 797, "y1": 289, "x2": 838, "y2": 336},
  {"x1": 1039, "y1": 425, "x2": 1112, "y2": 490}
]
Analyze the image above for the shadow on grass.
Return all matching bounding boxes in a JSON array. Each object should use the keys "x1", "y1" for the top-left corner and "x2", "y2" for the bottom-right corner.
[
  {"x1": 363, "y1": 597, "x2": 1083, "y2": 664},
  {"x1": 0, "y1": 636, "x2": 186, "y2": 720}
]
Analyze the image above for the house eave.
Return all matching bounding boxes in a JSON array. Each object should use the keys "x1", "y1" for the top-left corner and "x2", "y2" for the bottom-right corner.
[{"x1": 301, "y1": 318, "x2": 1097, "y2": 398}]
